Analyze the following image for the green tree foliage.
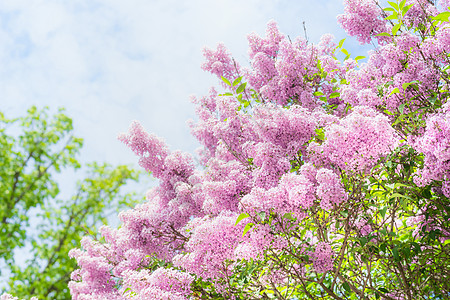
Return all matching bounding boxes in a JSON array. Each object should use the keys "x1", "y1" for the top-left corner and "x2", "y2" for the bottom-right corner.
[
  {"x1": 0, "y1": 107, "x2": 142, "y2": 299},
  {"x1": 0, "y1": 106, "x2": 82, "y2": 263}
]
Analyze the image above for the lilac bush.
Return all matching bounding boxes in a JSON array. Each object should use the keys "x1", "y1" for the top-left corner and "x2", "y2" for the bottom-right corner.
[{"x1": 66, "y1": 0, "x2": 450, "y2": 299}]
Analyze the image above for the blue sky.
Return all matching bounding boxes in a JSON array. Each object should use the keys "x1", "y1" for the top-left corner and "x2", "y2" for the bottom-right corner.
[{"x1": 0, "y1": 0, "x2": 368, "y2": 169}]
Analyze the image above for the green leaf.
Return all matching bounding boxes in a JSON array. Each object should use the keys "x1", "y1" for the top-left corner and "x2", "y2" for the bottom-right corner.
[
  {"x1": 402, "y1": 4, "x2": 413, "y2": 16},
  {"x1": 383, "y1": 7, "x2": 396, "y2": 12},
  {"x1": 221, "y1": 76, "x2": 232, "y2": 86},
  {"x1": 388, "y1": 1, "x2": 399, "y2": 10},
  {"x1": 392, "y1": 246, "x2": 400, "y2": 261},
  {"x1": 393, "y1": 114, "x2": 406, "y2": 126},
  {"x1": 283, "y1": 213, "x2": 294, "y2": 220},
  {"x1": 380, "y1": 207, "x2": 388, "y2": 219},
  {"x1": 236, "y1": 82, "x2": 247, "y2": 94},
  {"x1": 235, "y1": 212, "x2": 250, "y2": 226},
  {"x1": 421, "y1": 187, "x2": 432, "y2": 199},
  {"x1": 402, "y1": 246, "x2": 411, "y2": 259},
  {"x1": 428, "y1": 96, "x2": 437, "y2": 105},
  {"x1": 313, "y1": 91, "x2": 324, "y2": 96},
  {"x1": 432, "y1": 11, "x2": 450, "y2": 22},
  {"x1": 257, "y1": 211, "x2": 266, "y2": 221},
  {"x1": 402, "y1": 81, "x2": 416, "y2": 91},
  {"x1": 242, "y1": 222, "x2": 254, "y2": 237},
  {"x1": 388, "y1": 87, "x2": 400, "y2": 97},
  {"x1": 359, "y1": 237, "x2": 368, "y2": 246},
  {"x1": 385, "y1": 12, "x2": 398, "y2": 20},
  {"x1": 400, "y1": 197, "x2": 409, "y2": 211},
  {"x1": 392, "y1": 23, "x2": 401, "y2": 36},
  {"x1": 341, "y1": 48, "x2": 349, "y2": 57},
  {"x1": 315, "y1": 128, "x2": 325, "y2": 141},
  {"x1": 399, "y1": 0, "x2": 406, "y2": 10},
  {"x1": 329, "y1": 92, "x2": 340, "y2": 99},
  {"x1": 384, "y1": 80, "x2": 394, "y2": 87},
  {"x1": 354, "y1": 56, "x2": 366, "y2": 61},
  {"x1": 232, "y1": 77, "x2": 242, "y2": 87},
  {"x1": 375, "y1": 32, "x2": 391, "y2": 36},
  {"x1": 394, "y1": 183, "x2": 409, "y2": 189},
  {"x1": 342, "y1": 282, "x2": 351, "y2": 293},
  {"x1": 337, "y1": 38, "x2": 345, "y2": 49},
  {"x1": 379, "y1": 287, "x2": 389, "y2": 293},
  {"x1": 398, "y1": 103, "x2": 406, "y2": 114},
  {"x1": 411, "y1": 242, "x2": 421, "y2": 254},
  {"x1": 390, "y1": 193, "x2": 412, "y2": 200}
]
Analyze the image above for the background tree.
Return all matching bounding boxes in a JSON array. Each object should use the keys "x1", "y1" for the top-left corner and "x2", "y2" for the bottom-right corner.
[
  {"x1": 0, "y1": 106, "x2": 82, "y2": 263},
  {"x1": 0, "y1": 107, "x2": 142, "y2": 299}
]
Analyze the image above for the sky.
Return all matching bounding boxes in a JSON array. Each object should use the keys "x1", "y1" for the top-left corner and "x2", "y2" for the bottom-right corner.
[
  {"x1": 0, "y1": 0, "x2": 369, "y2": 170},
  {"x1": 0, "y1": 0, "x2": 373, "y2": 283}
]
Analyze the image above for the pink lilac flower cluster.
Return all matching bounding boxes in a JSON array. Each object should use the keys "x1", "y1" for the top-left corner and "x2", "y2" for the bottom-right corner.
[
  {"x1": 202, "y1": 43, "x2": 240, "y2": 89},
  {"x1": 307, "y1": 242, "x2": 334, "y2": 273},
  {"x1": 188, "y1": 88, "x2": 220, "y2": 164},
  {"x1": 118, "y1": 121, "x2": 169, "y2": 177},
  {"x1": 173, "y1": 211, "x2": 245, "y2": 280},
  {"x1": 338, "y1": 0, "x2": 450, "y2": 115},
  {"x1": 201, "y1": 157, "x2": 251, "y2": 214},
  {"x1": 259, "y1": 38, "x2": 321, "y2": 107},
  {"x1": 247, "y1": 20, "x2": 284, "y2": 59},
  {"x1": 245, "y1": 20, "x2": 284, "y2": 91},
  {"x1": 436, "y1": 23, "x2": 450, "y2": 53},
  {"x1": 241, "y1": 163, "x2": 347, "y2": 218},
  {"x1": 317, "y1": 33, "x2": 337, "y2": 56},
  {"x1": 337, "y1": 0, "x2": 388, "y2": 44},
  {"x1": 402, "y1": 0, "x2": 439, "y2": 28},
  {"x1": 120, "y1": 268, "x2": 193, "y2": 300},
  {"x1": 315, "y1": 168, "x2": 348, "y2": 211},
  {"x1": 246, "y1": 22, "x2": 355, "y2": 109},
  {"x1": 247, "y1": 142, "x2": 291, "y2": 189},
  {"x1": 282, "y1": 164, "x2": 347, "y2": 213},
  {"x1": 68, "y1": 237, "x2": 122, "y2": 299},
  {"x1": 119, "y1": 121, "x2": 201, "y2": 224},
  {"x1": 341, "y1": 32, "x2": 442, "y2": 113},
  {"x1": 413, "y1": 107, "x2": 450, "y2": 194},
  {"x1": 308, "y1": 106, "x2": 400, "y2": 173},
  {"x1": 252, "y1": 104, "x2": 316, "y2": 154},
  {"x1": 354, "y1": 218, "x2": 372, "y2": 236},
  {"x1": 280, "y1": 168, "x2": 317, "y2": 212},
  {"x1": 235, "y1": 223, "x2": 288, "y2": 261}
]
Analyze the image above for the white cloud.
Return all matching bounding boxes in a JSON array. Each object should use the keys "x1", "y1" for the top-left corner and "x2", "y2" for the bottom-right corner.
[{"x1": 0, "y1": 0, "x2": 363, "y2": 169}]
